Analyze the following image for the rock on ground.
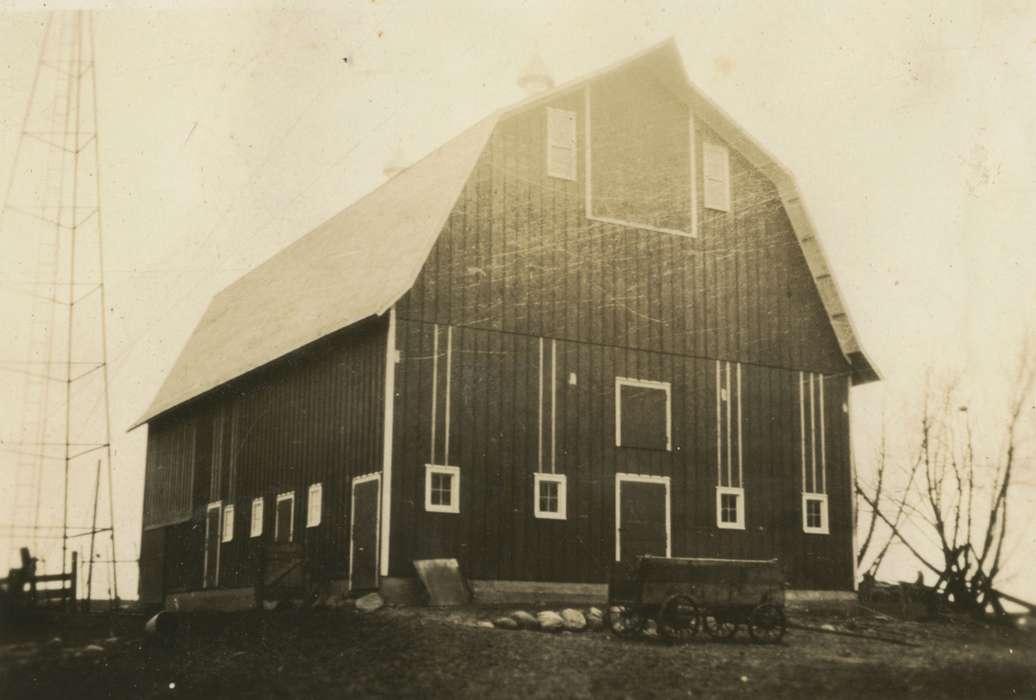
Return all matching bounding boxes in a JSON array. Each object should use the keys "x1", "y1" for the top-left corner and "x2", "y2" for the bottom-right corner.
[
  {"x1": 510, "y1": 610, "x2": 540, "y2": 630},
  {"x1": 493, "y1": 616, "x2": 519, "y2": 630},
  {"x1": 537, "y1": 611, "x2": 564, "y2": 632},
  {"x1": 355, "y1": 592, "x2": 385, "y2": 613},
  {"x1": 561, "y1": 609, "x2": 587, "y2": 631}
]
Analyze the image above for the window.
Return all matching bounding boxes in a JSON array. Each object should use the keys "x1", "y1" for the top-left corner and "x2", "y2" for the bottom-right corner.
[
  {"x1": 716, "y1": 486, "x2": 745, "y2": 530},
  {"x1": 802, "y1": 493, "x2": 829, "y2": 534},
  {"x1": 275, "y1": 491, "x2": 295, "y2": 543},
  {"x1": 534, "y1": 473, "x2": 567, "y2": 520},
  {"x1": 584, "y1": 81, "x2": 695, "y2": 236},
  {"x1": 703, "y1": 141, "x2": 730, "y2": 212},
  {"x1": 250, "y1": 497, "x2": 264, "y2": 538},
  {"x1": 221, "y1": 505, "x2": 234, "y2": 543},
  {"x1": 615, "y1": 377, "x2": 672, "y2": 451},
  {"x1": 425, "y1": 465, "x2": 460, "y2": 514},
  {"x1": 547, "y1": 108, "x2": 577, "y2": 180},
  {"x1": 307, "y1": 483, "x2": 323, "y2": 528}
]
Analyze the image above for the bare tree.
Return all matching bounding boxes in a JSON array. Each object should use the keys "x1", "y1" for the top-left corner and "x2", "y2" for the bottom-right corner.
[{"x1": 856, "y1": 345, "x2": 1035, "y2": 616}]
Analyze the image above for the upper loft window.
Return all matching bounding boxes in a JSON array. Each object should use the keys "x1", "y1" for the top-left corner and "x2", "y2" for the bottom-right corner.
[
  {"x1": 546, "y1": 108, "x2": 577, "y2": 181},
  {"x1": 615, "y1": 377, "x2": 672, "y2": 451},
  {"x1": 703, "y1": 141, "x2": 731, "y2": 212},
  {"x1": 585, "y1": 77, "x2": 694, "y2": 236}
]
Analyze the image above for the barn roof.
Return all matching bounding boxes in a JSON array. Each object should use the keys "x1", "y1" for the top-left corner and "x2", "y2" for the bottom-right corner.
[{"x1": 132, "y1": 40, "x2": 877, "y2": 429}]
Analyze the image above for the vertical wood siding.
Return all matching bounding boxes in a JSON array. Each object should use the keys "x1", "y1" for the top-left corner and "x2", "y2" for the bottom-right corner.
[
  {"x1": 140, "y1": 317, "x2": 387, "y2": 595},
  {"x1": 390, "y1": 320, "x2": 854, "y2": 588},
  {"x1": 389, "y1": 60, "x2": 857, "y2": 590}
]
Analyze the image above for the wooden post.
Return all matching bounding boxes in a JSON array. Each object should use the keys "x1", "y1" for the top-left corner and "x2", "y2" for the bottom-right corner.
[{"x1": 69, "y1": 551, "x2": 78, "y2": 611}]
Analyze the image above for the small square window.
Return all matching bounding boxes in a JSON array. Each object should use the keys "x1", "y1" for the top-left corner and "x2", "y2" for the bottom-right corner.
[
  {"x1": 802, "y1": 493, "x2": 829, "y2": 534},
  {"x1": 716, "y1": 486, "x2": 745, "y2": 530},
  {"x1": 250, "y1": 497, "x2": 264, "y2": 538},
  {"x1": 221, "y1": 505, "x2": 235, "y2": 543},
  {"x1": 425, "y1": 465, "x2": 460, "y2": 514},
  {"x1": 307, "y1": 483, "x2": 323, "y2": 528},
  {"x1": 534, "y1": 473, "x2": 567, "y2": 520}
]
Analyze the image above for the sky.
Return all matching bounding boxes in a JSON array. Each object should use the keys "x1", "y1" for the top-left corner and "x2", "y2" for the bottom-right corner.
[{"x1": 0, "y1": 0, "x2": 1034, "y2": 602}]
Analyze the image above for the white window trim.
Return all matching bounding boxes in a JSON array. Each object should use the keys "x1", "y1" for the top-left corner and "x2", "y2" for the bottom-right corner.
[
  {"x1": 615, "y1": 377, "x2": 672, "y2": 451},
  {"x1": 546, "y1": 107, "x2": 577, "y2": 181},
  {"x1": 614, "y1": 473, "x2": 672, "y2": 561},
  {"x1": 533, "y1": 472, "x2": 567, "y2": 520},
  {"x1": 275, "y1": 491, "x2": 295, "y2": 543},
  {"x1": 702, "y1": 141, "x2": 731, "y2": 212},
  {"x1": 583, "y1": 86, "x2": 699, "y2": 238},
  {"x1": 250, "y1": 497, "x2": 264, "y2": 538},
  {"x1": 802, "y1": 492, "x2": 830, "y2": 535},
  {"x1": 425, "y1": 464, "x2": 460, "y2": 514},
  {"x1": 221, "y1": 504, "x2": 235, "y2": 543},
  {"x1": 716, "y1": 486, "x2": 745, "y2": 530},
  {"x1": 307, "y1": 483, "x2": 323, "y2": 528}
]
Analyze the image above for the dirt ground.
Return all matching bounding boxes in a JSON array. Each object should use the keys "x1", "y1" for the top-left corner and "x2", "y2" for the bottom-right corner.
[{"x1": 1, "y1": 603, "x2": 1033, "y2": 699}]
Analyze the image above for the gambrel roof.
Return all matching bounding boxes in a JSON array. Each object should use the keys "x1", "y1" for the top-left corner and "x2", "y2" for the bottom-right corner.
[{"x1": 132, "y1": 39, "x2": 877, "y2": 429}]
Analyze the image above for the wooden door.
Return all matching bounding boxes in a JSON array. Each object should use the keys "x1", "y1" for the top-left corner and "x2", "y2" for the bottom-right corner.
[
  {"x1": 617, "y1": 477, "x2": 669, "y2": 562},
  {"x1": 350, "y1": 474, "x2": 381, "y2": 591},
  {"x1": 274, "y1": 494, "x2": 294, "y2": 544},
  {"x1": 204, "y1": 503, "x2": 221, "y2": 588}
]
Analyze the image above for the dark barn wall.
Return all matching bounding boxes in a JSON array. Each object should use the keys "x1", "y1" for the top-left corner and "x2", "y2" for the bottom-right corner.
[
  {"x1": 388, "y1": 320, "x2": 854, "y2": 589},
  {"x1": 395, "y1": 60, "x2": 848, "y2": 375},
  {"x1": 139, "y1": 317, "x2": 387, "y2": 596},
  {"x1": 389, "y1": 60, "x2": 856, "y2": 589}
]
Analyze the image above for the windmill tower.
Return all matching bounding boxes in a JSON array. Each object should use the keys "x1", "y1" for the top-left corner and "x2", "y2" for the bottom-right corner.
[{"x1": 0, "y1": 10, "x2": 119, "y2": 607}]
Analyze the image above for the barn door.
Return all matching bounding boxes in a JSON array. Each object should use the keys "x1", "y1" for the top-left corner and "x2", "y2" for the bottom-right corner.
[
  {"x1": 274, "y1": 492, "x2": 295, "y2": 544},
  {"x1": 615, "y1": 475, "x2": 671, "y2": 562},
  {"x1": 204, "y1": 502, "x2": 221, "y2": 588},
  {"x1": 349, "y1": 474, "x2": 381, "y2": 591}
]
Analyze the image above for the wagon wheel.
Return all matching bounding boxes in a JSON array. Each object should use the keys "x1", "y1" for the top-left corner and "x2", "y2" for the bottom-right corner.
[
  {"x1": 657, "y1": 594, "x2": 701, "y2": 644},
  {"x1": 702, "y1": 611, "x2": 739, "y2": 640},
  {"x1": 607, "y1": 604, "x2": 646, "y2": 637},
  {"x1": 748, "y1": 603, "x2": 786, "y2": 644}
]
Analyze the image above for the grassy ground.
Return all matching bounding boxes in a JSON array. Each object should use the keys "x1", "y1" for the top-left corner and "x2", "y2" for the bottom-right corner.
[{"x1": 1, "y1": 603, "x2": 1033, "y2": 699}]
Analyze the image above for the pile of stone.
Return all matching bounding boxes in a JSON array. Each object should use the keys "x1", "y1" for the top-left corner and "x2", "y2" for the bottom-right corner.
[{"x1": 488, "y1": 606, "x2": 605, "y2": 633}]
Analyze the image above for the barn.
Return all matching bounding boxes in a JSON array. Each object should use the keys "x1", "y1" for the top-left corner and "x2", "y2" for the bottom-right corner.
[{"x1": 133, "y1": 40, "x2": 878, "y2": 609}]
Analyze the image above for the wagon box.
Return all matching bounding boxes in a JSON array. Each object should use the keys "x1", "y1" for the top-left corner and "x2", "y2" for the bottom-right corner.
[{"x1": 608, "y1": 556, "x2": 788, "y2": 643}]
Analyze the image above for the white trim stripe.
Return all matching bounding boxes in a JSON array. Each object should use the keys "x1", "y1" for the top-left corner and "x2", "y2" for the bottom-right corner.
[
  {"x1": 820, "y1": 373, "x2": 827, "y2": 493},
  {"x1": 725, "y1": 361, "x2": 732, "y2": 487},
  {"x1": 538, "y1": 337, "x2": 544, "y2": 472},
  {"x1": 715, "y1": 360, "x2": 721, "y2": 483},
  {"x1": 551, "y1": 339, "x2": 557, "y2": 473},
  {"x1": 444, "y1": 326, "x2": 453, "y2": 465},
  {"x1": 736, "y1": 362, "x2": 743, "y2": 488},
  {"x1": 379, "y1": 307, "x2": 396, "y2": 577},
  {"x1": 430, "y1": 324, "x2": 438, "y2": 464}
]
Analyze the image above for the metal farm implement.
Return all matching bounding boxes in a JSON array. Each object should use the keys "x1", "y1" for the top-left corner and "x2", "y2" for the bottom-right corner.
[{"x1": 607, "y1": 555, "x2": 787, "y2": 643}]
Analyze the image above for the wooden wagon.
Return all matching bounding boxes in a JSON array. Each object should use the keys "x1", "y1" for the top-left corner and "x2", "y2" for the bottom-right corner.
[{"x1": 607, "y1": 556, "x2": 787, "y2": 643}]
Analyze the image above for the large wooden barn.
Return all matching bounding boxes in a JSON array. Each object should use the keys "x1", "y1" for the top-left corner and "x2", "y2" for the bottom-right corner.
[{"x1": 134, "y1": 40, "x2": 878, "y2": 608}]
